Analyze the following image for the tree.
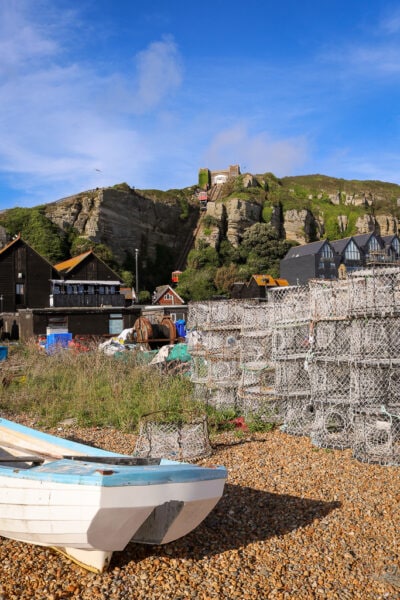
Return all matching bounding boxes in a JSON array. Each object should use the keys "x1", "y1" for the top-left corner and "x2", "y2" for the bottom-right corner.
[
  {"x1": 187, "y1": 245, "x2": 219, "y2": 270},
  {"x1": 176, "y1": 267, "x2": 217, "y2": 301},
  {"x1": 214, "y1": 264, "x2": 240, "y2": 295},
  {"x1": 239, "y1": 222, "x2": 294, "y2": 277},
  {"x1": 0, "y1": 207, "x2": 68, "y2": 263}
]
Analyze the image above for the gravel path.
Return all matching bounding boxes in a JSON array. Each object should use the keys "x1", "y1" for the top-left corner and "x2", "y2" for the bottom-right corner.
[{"x1": 0, "y1": 419, "x2": 398, "y2": 599}]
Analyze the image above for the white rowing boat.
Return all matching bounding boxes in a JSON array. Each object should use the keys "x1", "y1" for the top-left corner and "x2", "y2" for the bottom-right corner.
[{"x1": 0, "y1": 418, "x2": 227, "y2": 572}]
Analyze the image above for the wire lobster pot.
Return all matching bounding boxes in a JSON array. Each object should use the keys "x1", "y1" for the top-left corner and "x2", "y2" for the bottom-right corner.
[
  {"x1": 350, "y1": 316, "x2": 400, "y2": 359},
  {"x1": 207, "y1": 299, "x2": 244, "y2": 330},
  {"x1": 192, "y1": 329, "x2": 241, "y2": 358},
  {"x1": 191, "y1": 355, "x2": 241, "y2": 385},
  {"x1": 206, "y1": 382, "x2": 239, "y2": 410},
  {"x1": 274, "y1": 357, "x2": 311, "y2": 396},
  {"x1": 309, "y1": 279, "x2": 349, "y2": 320},
  {"x1": 268, "y1": 285, "x2": 311, "y2": 326},
  {"x1": 309, "y1": 359, "x2": 350, "y2": 404},
  {"x1": 272, "y1": 321, "x2": 312, "y2": 360},
  {"x1": 239, "y1": 333, "x2": 272, "y2": 365},
  {"x1": 187, "y1": 301, "x2": 210, "y2": 330},
  {"x1": 241, "y1": 300, "x2": 272, "y2": 331},
  {"x1": 349, "y1": 360, "x2": 395, "y2": 405},
  {"x1": 134, "y1": 411, "x2": 212, "y2": 461},
  {"x1": 238, "y1": 362, "x2": 274, "y2": 398},
  {"x1": 280, "y1": 394, "x2": 316, "y2": 436},
  {"x1": 347, "y1": 268, "x2": 400, "y2": 318},
  {"x1": 352, "y1": 405, "x2": 400, "y2": 466},
  {"x1": 311, "y1": 319, "x2": 351, "y2": 358},
  {"x1": 310, "y1": 402, "x2": 354, "y2": 450}
]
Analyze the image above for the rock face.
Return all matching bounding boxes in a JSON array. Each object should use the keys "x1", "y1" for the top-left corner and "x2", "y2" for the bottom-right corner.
[
  {"x1": 283, "y1": 209, "x2": 322, "y2": 244},
  {"x1": 198, "y1": 198, "x2": 262, "y2": 248},
  {"x1": 375, "y1": 214, "x2": 398, "y2": 236},
  {"x1": 45, "y1": 187, "x2": 199, "y2": 267},
  {"x1": 225, "y1": 198, "x2": 262, "y2": 247},
  {"x1": 43, "y1": 181, "x2": 400, "y2": 270}
]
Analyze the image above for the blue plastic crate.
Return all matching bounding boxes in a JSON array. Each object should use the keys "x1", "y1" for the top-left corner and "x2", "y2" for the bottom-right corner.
[{"x1": 0, "y1": 346, "x2": 8, "y2": 361}]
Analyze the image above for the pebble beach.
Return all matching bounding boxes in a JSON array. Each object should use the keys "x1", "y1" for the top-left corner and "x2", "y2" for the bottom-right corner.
[{"x1": 0, "y1": 419, "x2": 398, "y2": 600}]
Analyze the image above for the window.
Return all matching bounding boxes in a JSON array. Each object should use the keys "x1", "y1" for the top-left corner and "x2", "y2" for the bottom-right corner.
[
  {"x1": 165, "y1": 293, "x2": 173, "y2": 301},
  {"x1": 16, "y1": 283, "x2": 24, "y2": 295},
  {"x1": 369, "y1": 237, "x2": 381, "y2": 252},
  {"x1": 345, "y1": 241, "x2": 360, "y2": 261},
  {"x1": 109, "y1": 314, "x2": 123, "y2": 334},
  {"x1": 320, "y1": 243, "x2": 333, "y2": 259}
]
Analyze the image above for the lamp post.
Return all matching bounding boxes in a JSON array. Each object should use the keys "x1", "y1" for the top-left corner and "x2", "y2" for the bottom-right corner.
[{"x1": 135, "y1": 248, "x2": 139, "y2": 302}]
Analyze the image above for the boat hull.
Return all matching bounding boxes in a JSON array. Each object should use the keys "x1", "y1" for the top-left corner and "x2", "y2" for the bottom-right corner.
[{"x1": 0, "y1": 418, "x2": 227, "y2": 571}]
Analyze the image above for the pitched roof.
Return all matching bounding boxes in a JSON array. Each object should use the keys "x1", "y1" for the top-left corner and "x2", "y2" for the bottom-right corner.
[
  {"x1": 0, "y1": 234, "x2": 56, "y2": 269},
  {"x1": 251, "y1": 274, "x2": 288, "y2": 287},
  {"x1": 330, "y1": 237, "x2": 360, "y2": 254},
  {"x1": 284, "y1": 240, "x2": 330, "y2": 259},
  {"x1": 381, "y1": 234, "x2": 399, "y2": 247},
  {"x1": 152, "y1": 285, "x2": 184, "y2": 304},
  {"x1": 352, "y1": 232, "x2": 383, "y2": 249},
  {"x1": 0, "y1": 234, "x2": 21, "y2": 256},
  {"x1": 54, "y1": 250, "x2": 93, "y2": 274}
]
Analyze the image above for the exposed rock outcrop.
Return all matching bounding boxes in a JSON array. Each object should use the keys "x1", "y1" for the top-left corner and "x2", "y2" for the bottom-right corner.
[
  {"x1": 225, "y1": 198, "x2": 262, "y2": 247},
  {"x1": 283, "y1": 209, "x2": 321, "y2": 244},
  {"x1": 45, "y1": 187, "x2": 199, "y2": 267}
]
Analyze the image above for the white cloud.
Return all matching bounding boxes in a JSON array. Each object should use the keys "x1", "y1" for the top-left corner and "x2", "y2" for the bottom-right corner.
[
  {"x1": 0, "y1": 1, "x2": 59, "y2": 76},
  {"x1": 133, "y1": 36, "x2": 183, "y2": 113},
  {"x1": 204, "y1": 124, "x2": 308, "y2": 176},
  {"x1": 0, "y1": 2, "x2": 184, "y2": 203}
]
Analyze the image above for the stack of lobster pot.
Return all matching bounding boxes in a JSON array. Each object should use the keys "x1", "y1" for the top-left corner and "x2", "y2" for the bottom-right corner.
[
  {"x1": 308, "y1": 279, "x2": 352, "y2": 450},
  {"x1": 237, "y1": 300, "x2": 282, "y2": 422},
  {"x1": 188, "y1": 300, "x2": 242, "y2": 410},
  {"x1": 347, "y1": 268, "x2": 400, "y2": 466},
  {"x1": 269, "y1": 285, "x2": 313, "y2": 435}
]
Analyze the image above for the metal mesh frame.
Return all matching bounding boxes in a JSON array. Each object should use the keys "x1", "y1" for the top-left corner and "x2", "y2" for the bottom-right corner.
[
  {"x1": 311, "y1": 320, "x2": 351, "y2": 358},
  {"x1": 310, "y1": 402, "x2": 354, "y2": 450},
  {"x1": 350, "y1": 316, "x2": 400, "y2": 358},
  {"x1": 347, "y1": 268, "x2": 400, "y2": 318},
  {"x1": 272, "y1": 322, "x2": 311, "y2": 360},
  {"x1": 187, "y1": 273, "x2": 400, "y2": 465},
  {"x1": 275, "y1": 358, "x2": 311, "y2": 396},
  {"x1": 309, "y1": 279, "x2": 349, "y2": 320},
  {"x1": 269, "y1": 285, "x2": 310, "y2": 325},
  {"x1": 134, "y1": 412, "x2": 212, "y2": 460},
  {"x1": 352, "y1": 406, "x2": 400, "y2": 466},
  {"x1": 241, "y1": 300, "x2": 272, "y2": 330},
  {"x1": 280, "y1": 395, "x2": 316, "y2": 436},
  {"x1": 309, "y1": 359, "x2": 351, "y2": 403}
]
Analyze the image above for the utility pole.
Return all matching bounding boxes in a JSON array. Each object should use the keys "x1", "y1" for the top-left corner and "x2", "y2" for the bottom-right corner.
[{"x1": 135, "y1": 249, "x2": 139, "y2": 302}]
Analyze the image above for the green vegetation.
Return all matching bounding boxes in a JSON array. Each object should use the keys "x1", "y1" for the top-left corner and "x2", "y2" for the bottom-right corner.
[
  {"x1": 0, "y1": 344, "x2": 275, "y2": 435},
  {"x1": 0, "y1": 207, "x2": 69, "y2": 263},
  {"x1": 1, "y1": 343, "x2": 197, "y2": 430},
  {"x1": 176, "y1": 222, "x2": 294, "y2": 299},
  {"x1": 198, "y1": 168, "x2": 209, "y2": 189},
  {"x1": 1, "y1": 172, "x2": 400, "y2": 302}
]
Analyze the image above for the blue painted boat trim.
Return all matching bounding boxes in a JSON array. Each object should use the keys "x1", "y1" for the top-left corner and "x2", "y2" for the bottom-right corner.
[{"x1": 0, "y1": 418, "x2": 227, "y2": 487}]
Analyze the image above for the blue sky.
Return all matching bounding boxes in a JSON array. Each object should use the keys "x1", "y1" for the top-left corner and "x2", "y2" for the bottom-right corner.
[{"x1": 1, "y1": 0, "x2": 400, "y2": 208}]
